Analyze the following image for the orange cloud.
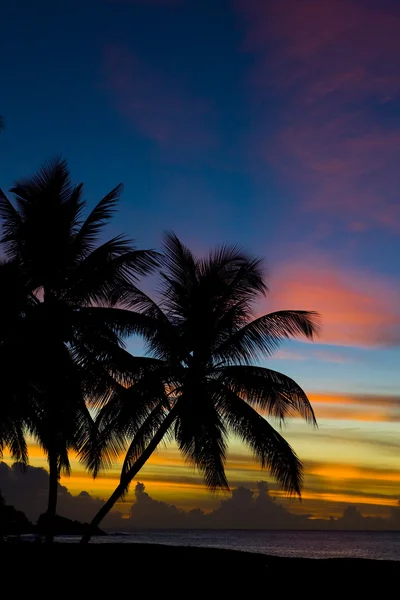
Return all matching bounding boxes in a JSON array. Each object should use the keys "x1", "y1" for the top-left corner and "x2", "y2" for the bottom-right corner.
[
  {"x1": 308, "y1": 393, "x2": 400, "y2": 409},
  {"x1": 280, "y1": 490, "x2": 398, "y2": 509},
  {"x1": 306, "y1": 463, "x2": 400, "y2": 483},
  {"x1": 235, "y1": 0, "x2": 400, "y2": 232},
  {"x1": 5, "y1": 433, "x2": 400, "y2": 519},
  {"x1": 267, "y1": 259, "x2": 400, "y2": 347},
  {"x1": 307, "y1": 392, "x2": 400, "y2": 422}
]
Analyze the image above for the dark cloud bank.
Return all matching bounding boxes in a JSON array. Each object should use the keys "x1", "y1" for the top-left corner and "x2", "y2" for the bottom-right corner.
[{"x1": 1, "y1": 462, "x2": 400, "y2": 531}]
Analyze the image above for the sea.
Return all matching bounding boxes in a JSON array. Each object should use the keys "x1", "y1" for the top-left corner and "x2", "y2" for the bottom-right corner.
[{"x1": 57, "y1": 529, "x2": 400, "y2": 561}]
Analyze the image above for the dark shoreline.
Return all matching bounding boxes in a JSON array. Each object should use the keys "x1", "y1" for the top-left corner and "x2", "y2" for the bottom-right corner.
[
  {"x1": 4, "y1": 542, "x2": 399, "y2": 569},
  {"x1": 4, "y1": 543, "x2": 398, "y2": 597}
]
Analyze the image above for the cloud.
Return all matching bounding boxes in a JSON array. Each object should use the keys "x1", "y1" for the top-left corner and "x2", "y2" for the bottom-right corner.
[
  {"x1": 274, "y1": 348, "x2": 354, "y2": 364},
  {"x1": 103, "y1": 44, "x2": 216, "y2": 155},
  {"x1": 267, "y1": 259, "x2": 400, "y2": 347},
  {"x1": 307, "y1": 392, "x2": 400, "y2": 422},
  {"x1": 306, "y1": 462, "x2": 400, "y2": 485},
  {"x1": 126, "y1": 480, "x2": 311, "y2": 529},
  {"x1": 273, "y1": 350, "x2": 307, "y2": 361},
  {"x1": 124, "y1": 480, "x2": 400, "y2": 530},
  {"x1": 235, "y1": 0, "x2": 400, "y2": 232},
  {"x1": 296, "y1": 430, "x2": 400, "y2": 455},
  {"x1": 207, "y1": 481, "x2": 311, "y2": 529},
  {"x1": 128, "y1": 481, "x2": 206, "y2": 528},
  {"x1": 0, "y1": 462, "x2": 123, "y2": 527},
  {"x1": 337, "y1": 504, "x2": 400, "y2": 530}
]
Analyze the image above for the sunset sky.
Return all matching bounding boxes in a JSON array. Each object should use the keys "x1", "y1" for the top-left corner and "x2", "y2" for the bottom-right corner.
[{"x1": 1, "y1": 0, "x2": 400, "y2": 523}]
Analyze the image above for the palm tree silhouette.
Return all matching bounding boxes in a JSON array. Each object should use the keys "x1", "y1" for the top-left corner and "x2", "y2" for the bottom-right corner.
[
  {"x1": 0, "y1": 159, "x2": 158, "y2": 542},
  {"x1": 80, "y1": 233, "x2": 319, "y2": 543},
  {"x1": 0, "y1": 260, "x2": 35, "y2": 467}
]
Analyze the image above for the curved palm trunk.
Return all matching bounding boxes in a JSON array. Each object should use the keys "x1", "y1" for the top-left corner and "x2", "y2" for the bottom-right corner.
[
  {"x1": 80, "y1": 408, "x2": 177, "y2": 544},
  {"x1": 45, "y1": 451, "x2": 58, "y2": 544}
]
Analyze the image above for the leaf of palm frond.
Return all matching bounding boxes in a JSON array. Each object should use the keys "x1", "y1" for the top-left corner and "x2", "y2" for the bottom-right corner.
[
  {"x1": 98, "y1": 372, "x2": 172, "y2": 436},
  {"x1": 0, "y1": 418, "x2": 28, "y2": 464},
  {"x1": 81, "y1": 349, "x2": 166, "y2": 406},
  {"x1": 161, "y1": 231, "x2": 198, "y2": 285},
  {"x1": 66, "y1": 240, "x2": 158, "y2": 306},
  {"x1": 81, "y1": 372, "x2": 172, "y2": 476},
  {"x1": 75, "y1": 304, "x2": 182, "y2": 368},
  {"x1": 214, "y1": 384, "x2": 303, "y2": 496},
  {"x1": 199, "y1": 244, "x2": 267, "y2": 298},
  {"x1": 174, "y1": 396, "x2": 229, "y2": 490},
  {"x1": 215, "y1": 365, "x2": 317, "y2": 425},
  {"x1": 79, "y1": 407, "x2": 127, "y2": 477},
  {"x1": 115, "y1": 285, "x2": 170, "y2": 321},
  {"x1": 0, "y1": 189, "x2": 23, "y2": 259},
  {"x1": 65, "y1": 235, "x2": 134, "y2": 301},
  {"x1": 75, "y1": 306, "x2": 172, "y2": 352},
  {"x1": 158, "y1": 232, "x2": 199, "y2": 316},
  {"x1": 72, "y1": 184, "x2": 123, "y2": 258},
  {"x1": 112, "y1": 249, "x2": 160, "y2": 280},
  {"x1": 72, "y1": 401, "x2": 96, "y2": 450},
  {"x1": 58, "y1": 448, "x2": 71, "y2": 476},
  {"x1": 214, "y1": 310, "x2": 321, "y2": 364},
  {"x1": 11, "y1": 158, "x2": 70, "y2": 210},
  {"x1": 120, "y1": 402, "x2": 171, "y2": 494}
]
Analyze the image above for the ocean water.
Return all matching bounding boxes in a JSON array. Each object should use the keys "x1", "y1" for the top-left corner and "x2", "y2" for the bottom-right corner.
[{"x1": 58, "y1": 530, "x2": 400, "y2": 561}]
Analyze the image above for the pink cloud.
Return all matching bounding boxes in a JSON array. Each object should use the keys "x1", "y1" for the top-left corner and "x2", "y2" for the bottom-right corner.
[
  {"x1": 273, "y1": 349, "x2": 307, "y2": 361},
  {"x1": 103, "y1": 44, "x2": 215, "y2": 154},
  {"x1": 266, "y1": 259, "x2": 400, "y2": 348},
  {"x1": 274, "y1": 348, "x2": 353, "y2": 364},
  {"x1": 235, "y1": 0, "x2": 400, "y2": 232}
]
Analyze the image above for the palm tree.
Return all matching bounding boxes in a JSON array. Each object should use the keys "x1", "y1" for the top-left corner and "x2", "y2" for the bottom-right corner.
[
  {"x1": 80, "y1": 233, "x2": 319, "y2": 543},
  {"x1": 0, "y1": 159, "x2": 159, "y2": 542},
  {"x1": 0, "y1": 260, "x2": 37, "y2": 467}
]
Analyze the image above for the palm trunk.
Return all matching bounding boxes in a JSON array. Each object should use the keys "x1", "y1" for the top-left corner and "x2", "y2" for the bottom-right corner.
[
  {"x1": 80, "y1": 408, "x2": 177, "y2": 544},
  {"x1": 45, "y1": 451, "x2": 58, "y2": 544}
]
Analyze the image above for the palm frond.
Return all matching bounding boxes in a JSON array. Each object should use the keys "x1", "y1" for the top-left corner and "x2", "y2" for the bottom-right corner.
[
  {"x1": 158, "y1": 232, "x2": 198, "y2": 317},
  {"x1": 199, "y1": 244, "x2": 267, "y2": 298},
  {"x1": 216, "y1": 365, "x2": 317, "y2": 425},
  {"x1": 0, "y1": 417, "x2": 28, "y2": 464},
  {"x1": 214, "y1": 384, "x2": 303, "y2": 495},
  {"x1": 72, "y1": 184, "x2": 123, "y2": 259},
  {"x1": 0, "y1": 189, "x2": 23, "y2": 259},
  {"x1": 66, "y1": 237, "x2": 159, "y2": 306},
  {"x1": 74, "y1": 306, "x2": 171, "y2": 351},
  {"x1": 175, "y1": 395, "x2": 229, "y2": 490},
  {"x1": 81, "y1": 370, "x2": 172, "y2": 476},
  {"x1": 10, "y1": 157, "x2": 72, "y2": 214},
  {"x1": 214, "y1": 310, "x2": 321, "y2": 364},
  {"x1": 119, "y1": 401, "x2": 171, "y2": 494}
]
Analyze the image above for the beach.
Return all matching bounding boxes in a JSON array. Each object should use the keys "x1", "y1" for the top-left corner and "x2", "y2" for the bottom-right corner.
[{"x1": 4, "y1": 542, "x2": 399, "y2": 572}]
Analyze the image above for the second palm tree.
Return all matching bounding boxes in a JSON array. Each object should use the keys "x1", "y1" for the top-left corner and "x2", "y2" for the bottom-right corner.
[{"x1": 80, "y1": 233, "x2": 320, "y2": 542}]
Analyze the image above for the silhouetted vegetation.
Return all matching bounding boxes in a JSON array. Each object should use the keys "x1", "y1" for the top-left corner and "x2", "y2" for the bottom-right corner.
[
  {"x1": 0, "y1": 159, "x2": 158, "y2": 542},
  {"x1": 0, "y1": 159, "x2": 319, "y2": 544},
  {"x1": 80, "y1": 233, "x2": 319, "y2": 542},
  {"x1": 0, "y1": 491, "x2": 34, "y2": 538},
  {"x1": 0, "y1": 492, "x2": 105, "y2": 540},
  {"x1": 36, "y1": 513, "x2": 105, "y2": 537}
]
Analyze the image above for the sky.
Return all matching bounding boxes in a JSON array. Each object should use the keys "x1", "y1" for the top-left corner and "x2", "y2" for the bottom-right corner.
[{"x1": 1, "y1": 0, "x2": 400, "y2": 526}]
